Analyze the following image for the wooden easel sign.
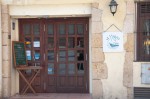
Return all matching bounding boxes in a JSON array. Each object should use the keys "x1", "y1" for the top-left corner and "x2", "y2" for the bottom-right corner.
[{"x1": 12, "y1": 41, "x2": 27, "y2": 67}]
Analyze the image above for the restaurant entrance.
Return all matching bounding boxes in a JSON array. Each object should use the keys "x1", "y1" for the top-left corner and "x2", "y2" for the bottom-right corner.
[{"x1": 19, "y1": 18, "x2": 89, "y2": 93}]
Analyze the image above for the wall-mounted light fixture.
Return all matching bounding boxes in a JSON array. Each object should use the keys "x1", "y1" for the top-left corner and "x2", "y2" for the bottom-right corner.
[
  {"x1": 12, "y1": 22, "x2": 15, "y2": 30},
  {"x1": 109, "y1": 0, "x2": 118, "y2": 16}
]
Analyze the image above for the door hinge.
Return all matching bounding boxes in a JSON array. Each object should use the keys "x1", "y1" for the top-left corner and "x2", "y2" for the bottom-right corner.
[
  {"x1": 86, "y1": 53, "x2": 87, "y2": 61},
  {"x1": 57, "y1": 53, "x2": 58, "y2": 62},
  {"x1": 44, "y1": 24, "x2": 46, "y2": 32},
  {"x1": 44, "y1": 53, "x2": 45, "y2": 61},
  {"x1": 86, "y1": 83, "x2": 88, "y2": 90},
  {"x1": 86, "y1": 24, "x2": 88, "y2": 31},
  {"x1": 44, "y1": 82, "x2": 46, "y2": 90}
]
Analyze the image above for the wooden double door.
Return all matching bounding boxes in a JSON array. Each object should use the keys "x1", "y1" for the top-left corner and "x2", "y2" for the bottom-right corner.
[{"x1": 19, "y1": 18, "x2": 89, "y2": 93}]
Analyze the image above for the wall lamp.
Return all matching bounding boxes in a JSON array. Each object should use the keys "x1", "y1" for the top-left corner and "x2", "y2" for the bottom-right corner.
[{"x1": 109, "y1": 0, "x2": 118, "y2": 16}]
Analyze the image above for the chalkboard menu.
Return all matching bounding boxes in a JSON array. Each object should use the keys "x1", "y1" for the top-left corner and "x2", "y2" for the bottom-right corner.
[{"x1": 12, "y1": 41, "x2": 27, "y2": 67}]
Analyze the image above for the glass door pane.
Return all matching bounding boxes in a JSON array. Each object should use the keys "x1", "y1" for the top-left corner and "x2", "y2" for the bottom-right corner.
[
  {"x1": 68, "y1": 24, "x2": 75, "y2": 35},
  {"x1": 59, "y1": 51, "x2": 66, "y2": 61},
  {"x1": 59, "y1": 38, "x2": 66, "y2": 48},
  {"x1": 48, "y1": 63, "x2": 54, "y2": 74},
  {"x1": 33, "y1": 24, "x2": 40, "y2": 35},
  {"x1": 48, "y1": 24, "x2": 54, "y2": 35},
  {"x1": 59, "y1": 64, "x2": 66, "y2": 75},
  {"x1": 59, "y1": 24, "x2": 65, "y2": 35},
  {"x1": 68, "y1": 50, "x2": 75, "y2": 61},
  {"x1": 68, "y1": 37, "x2": 75, "y2": 48},
  {"x1": 48, "y1": 51, "x2": 54, "y2": 61},
  {"x1": 68, "y1": 64, "x2": 75, "y2": 75},
  {"x1": 77, "y1": 24, "x2": 84, "y2": 35},
  {"x1": 23, "y1": 24, "x2": 31, "y2": 35}
]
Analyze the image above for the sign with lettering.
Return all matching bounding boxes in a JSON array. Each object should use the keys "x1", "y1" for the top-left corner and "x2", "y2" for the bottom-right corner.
[
  {"x1": 103, "y1": 32, "x2": 123, "y2": 52},
  {"x1": 12, "y1": 41, "x2": 27, "y2": 67}
]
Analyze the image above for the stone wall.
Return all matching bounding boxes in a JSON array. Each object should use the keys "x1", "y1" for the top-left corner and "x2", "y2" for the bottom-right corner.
[
  {"x1": 2, "y1": 4, "x2": 11, "y2": 99},
  {"x1": 91, "y1": 0, "x2": 135, "y2": 99},
  {"x1": 91, "y1": 2, "x2": 107, "y2": 99},
  {"x1": 123, "y1": 1, "x2": 135, "y2": 99}
]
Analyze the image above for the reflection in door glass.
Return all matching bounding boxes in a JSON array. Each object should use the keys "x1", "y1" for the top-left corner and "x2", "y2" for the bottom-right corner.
[
  {"x1": 68, "y1": 64, "x2": 75, "y2": 75},
  {"x1": 59, "y1": 51, "x2": 66, "y2": 61},
  {"x1": 59, "y1": 38, "x2": 66, "y2": 48},
  {"x1": 33, "y1": 24, "x2": 40, "y2": 35},
  {"x1": 68, "y1": 50, "x2": 75, "y2": 61},
  {"x1": 48, "y1": 51, "x2": 54, "y2": 61},
  {"x1": 77, "y1": 37, "x2": 84, "y2": 48},
  {"x1": 23, "y1": 24, "x2": 31, "y2": 35},
  {"x1": 77, "y1": 24, "x2": 84, "y2": 35},
  {"x1": 59, "y1": 24, "x2": 65, "y2": 35},
  {"x1": 48, "y1": 37, "x2": 54, "y2": 48},
  {"x1": 48, "y1": 24, "x2": 54, "y2": 35},
  {"x1": 68, "y1": 24, "x2": 75, "y2": 35},
  {"x1": 77, "y1": 63, "x2": 84, "y2": 74},
  {"x1": 59, "y1": 64, "x2": 66, "y2": 75},
  {"x1": 77, "y1": 50, "x2": 84, "y2": 61},
  {"x1": 68, "y1": 37, "x2": 75, "y2": 48},
  {"x1": 48, "y1": 63, "x2": 54, "y2": 74},
  {"x1": 25, "y1": 38, "x2": 31, "y2": 48}
]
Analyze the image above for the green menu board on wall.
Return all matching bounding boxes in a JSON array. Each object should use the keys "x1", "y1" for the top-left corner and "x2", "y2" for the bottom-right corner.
[{"x1": 12, "y1": 41, "x2": 27, "y2": 67}]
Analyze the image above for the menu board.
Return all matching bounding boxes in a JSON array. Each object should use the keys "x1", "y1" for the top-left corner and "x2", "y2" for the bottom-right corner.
[{"x1": 12, "y1": 41, "x2": 27, "y2": 67}]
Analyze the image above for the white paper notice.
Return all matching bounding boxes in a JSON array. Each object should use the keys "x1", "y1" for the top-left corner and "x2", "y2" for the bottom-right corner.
[
  {"x1": 33, "y1": 41, "x2": 40, "y2": 47},
  {"x1": 26, "y1": 50, "x2": 31, "y2": 60}
]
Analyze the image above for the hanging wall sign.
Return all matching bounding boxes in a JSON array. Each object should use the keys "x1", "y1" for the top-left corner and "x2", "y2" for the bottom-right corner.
[{"x1": 103, "y1": 32, "x2": 123, "y2": 52}]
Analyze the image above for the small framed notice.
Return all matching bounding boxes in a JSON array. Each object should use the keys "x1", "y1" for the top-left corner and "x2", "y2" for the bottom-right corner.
[
  {"x1": 103, "y1": 32, "x2": 123, "y2": 52},
  {"x1": 33, "y1": 41, "x2": 40, "y2": 47}
]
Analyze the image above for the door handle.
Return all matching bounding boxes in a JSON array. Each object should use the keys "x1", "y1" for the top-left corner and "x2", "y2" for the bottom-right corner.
[
  {"x1": 44, "y1": 82, "x2": 46, "y2": 91},
  {"x1": 57, "y1": 53, "x2": 58, "y2": 62},
  {"x1": 44, "y1": 53, "x2": 45, "y2": 61}
]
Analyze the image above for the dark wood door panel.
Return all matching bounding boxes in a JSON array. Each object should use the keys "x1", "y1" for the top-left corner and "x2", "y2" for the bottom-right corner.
[
  {"x1": 19, "y1": 18, "x2": 89, "y2": 93},
  {"x1": 67, "y1": 77, "x2": 76, "y2": 87}
]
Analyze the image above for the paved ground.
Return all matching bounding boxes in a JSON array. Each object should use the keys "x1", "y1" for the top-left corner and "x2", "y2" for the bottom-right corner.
[
  {"x1": 135, "y1": 97, "x2": 150, "y2": 99},
  {"x1": 10, "y1": 93, "x2": 91, "y2": 99}
]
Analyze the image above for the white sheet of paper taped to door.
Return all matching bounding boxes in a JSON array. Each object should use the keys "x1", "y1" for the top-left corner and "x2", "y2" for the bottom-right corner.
[
  {"x1": 26, "y1": 50, "x2": 31, "y2": 60},
  {"x1": 33, "y1": 41, "x2": 40, "y2": 47}
]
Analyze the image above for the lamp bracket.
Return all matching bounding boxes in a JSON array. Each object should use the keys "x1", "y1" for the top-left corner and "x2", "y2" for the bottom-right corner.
[{"x1": 104, "y1": 24, "x2": 121, "y2": 32}]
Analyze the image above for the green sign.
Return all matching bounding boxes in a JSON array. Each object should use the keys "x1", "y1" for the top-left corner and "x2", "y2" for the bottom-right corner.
[{"x1": 13, "y1": 41, "x2": 27, "y2": 66}]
